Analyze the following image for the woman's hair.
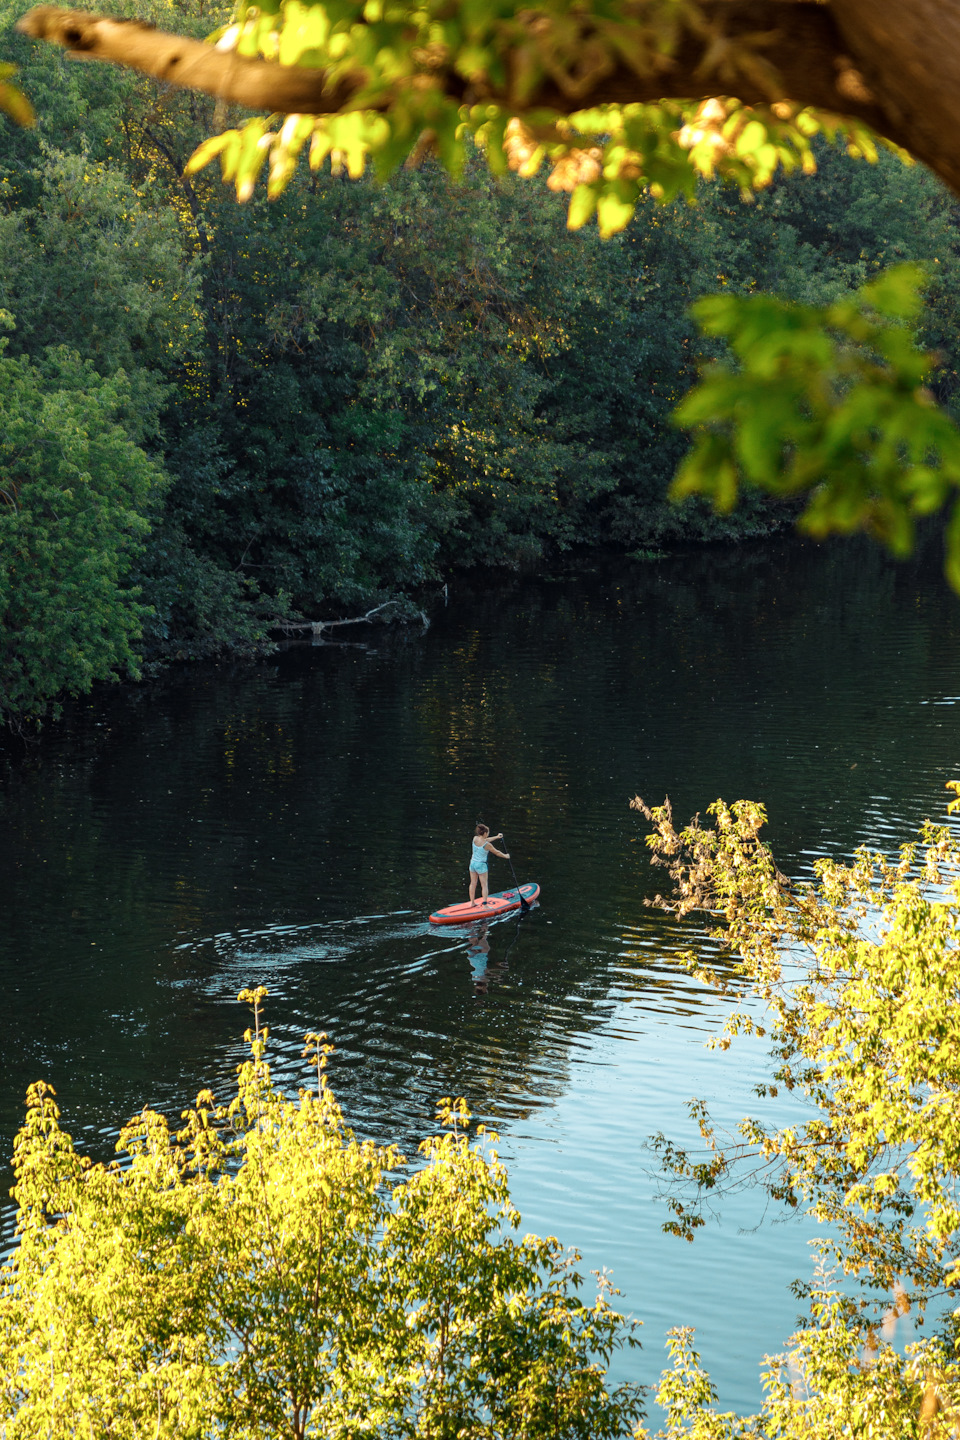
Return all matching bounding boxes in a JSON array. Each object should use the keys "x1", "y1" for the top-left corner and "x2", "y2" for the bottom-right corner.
[{"x1": 475, "y1": 823, "x2": 489, "y2": 836}]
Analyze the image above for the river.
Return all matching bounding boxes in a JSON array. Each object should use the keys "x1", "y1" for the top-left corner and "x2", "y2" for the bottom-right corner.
[{"x1": 3, "y1": 532, "x2": 959, "y2": 1412}]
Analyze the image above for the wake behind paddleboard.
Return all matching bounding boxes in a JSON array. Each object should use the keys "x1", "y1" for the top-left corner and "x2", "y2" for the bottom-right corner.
[{"x1": 429, "y1": 883, "x2": 540, "y2": 926}]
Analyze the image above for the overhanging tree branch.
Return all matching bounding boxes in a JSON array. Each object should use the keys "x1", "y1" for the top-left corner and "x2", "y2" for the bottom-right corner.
[
  {"x1": 17, "y1": 1, "x2": 960, "y2": 211},
  {"x1": 17, "y1": 5, "x2": 364, "y2": 113},
  {"x1": 15, "y1": 2, "x2": 900, "y2": 144},
  {"x1": 831, "y1": 0, "x2": 960, "y2": 199}
]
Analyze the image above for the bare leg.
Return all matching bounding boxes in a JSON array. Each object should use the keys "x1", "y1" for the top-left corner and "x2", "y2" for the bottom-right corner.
[
  {"x1": 469, "y1": 869, "x2": 479, "y2": 903},
  {"x1": 480, "y1": 871, "x2": 490, "y2": 903}
]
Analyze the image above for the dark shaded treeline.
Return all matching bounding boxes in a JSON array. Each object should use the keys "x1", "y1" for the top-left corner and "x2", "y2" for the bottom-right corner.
[{"x1": 3, "y1": 0, "x2": 960, "y2": 721}]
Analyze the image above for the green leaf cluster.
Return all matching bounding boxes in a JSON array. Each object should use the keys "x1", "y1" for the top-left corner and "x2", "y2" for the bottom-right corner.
[
  {"x1": 187, "y1": 85, "x2": 889, "y2": 239},
  {"x1": 672, "y1": 263, "x2": 960, "y2": 588},
  {"x1": 0, "y1": 993, "x2": 645, "y2": 1438},
  {"x1": 183, "y1": 0, "x2": 895, "y2": 239}
]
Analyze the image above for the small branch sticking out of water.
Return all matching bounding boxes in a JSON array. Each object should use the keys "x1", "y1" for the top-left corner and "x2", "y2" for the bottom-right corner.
[{"x1": 274, "y1": 600, "x2": 429, "y2": 639}]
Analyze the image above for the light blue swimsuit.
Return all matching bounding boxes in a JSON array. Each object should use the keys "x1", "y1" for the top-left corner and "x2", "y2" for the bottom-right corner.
[{"x1": 470, "y1": 840, "x2": 489, "y2": 874}]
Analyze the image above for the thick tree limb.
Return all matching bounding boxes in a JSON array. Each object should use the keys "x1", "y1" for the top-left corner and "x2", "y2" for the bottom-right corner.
[
  {"x1": 831, "y1": 0, "x2": 960, "y2": 196},
  {"x1": 14, "y1": 4, "x2": 893, "y2": 125},
  {"x1": 16, "y1": 5, "x2": 363, "y2": 112},
  {"x1": 15, "y1": 0, "x2": 960, "y2": 193}
]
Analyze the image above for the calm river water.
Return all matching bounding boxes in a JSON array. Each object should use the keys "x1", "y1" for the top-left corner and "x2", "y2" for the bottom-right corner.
[{"x1": 3, "y1": 534, "x2": 960, "y2": 1412}]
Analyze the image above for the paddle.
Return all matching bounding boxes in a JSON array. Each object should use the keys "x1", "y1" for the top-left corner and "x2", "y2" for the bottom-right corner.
[{"x1": 501, "y1": 835, "x2": 530, "y2": 912}]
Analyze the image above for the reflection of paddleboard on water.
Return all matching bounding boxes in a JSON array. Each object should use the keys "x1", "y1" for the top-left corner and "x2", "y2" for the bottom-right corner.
[{"x1": 428, "y1": 883, "x2": 540, "y2": 926}]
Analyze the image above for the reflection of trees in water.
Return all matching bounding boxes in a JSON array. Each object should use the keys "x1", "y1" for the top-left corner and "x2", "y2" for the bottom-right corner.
[{"x1": 422, "y1": 531, "x2": 960, "y2": 865}]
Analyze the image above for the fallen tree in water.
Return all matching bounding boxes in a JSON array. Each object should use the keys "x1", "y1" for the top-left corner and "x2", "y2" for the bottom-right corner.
[{"x1": 275, "y1": 597, "x2": 430, "y2": 640}]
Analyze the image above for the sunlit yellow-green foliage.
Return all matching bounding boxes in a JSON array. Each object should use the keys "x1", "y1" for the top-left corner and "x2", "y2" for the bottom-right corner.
[
  {"x1": 186, "y1": 0, "x2": 889, "y2": 232},
  {"x1": 189, "y1": 90, "x2": 872, "y2": 239},
  {"x1": 651, "y1": 1308, "x2": 960, "y2": 1440},
  {"x1": 629, "y1": 785, "x2": 960, "y2": 1436},
  {"x1": 634, "y1": 782, "x2": 960, "y2": 1313},
  {"x1": 0, "y1": 986, "x2": 645, "y2": 1439}
]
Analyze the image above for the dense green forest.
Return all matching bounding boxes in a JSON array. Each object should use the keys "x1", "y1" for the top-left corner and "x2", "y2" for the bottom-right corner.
[{"x1": 3, "y1": 0, "x2": 960, "y2": 721}]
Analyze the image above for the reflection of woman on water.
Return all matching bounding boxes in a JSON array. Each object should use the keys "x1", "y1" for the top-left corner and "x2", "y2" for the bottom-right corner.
[
  {"x1": 469, "y1": 823, "x2": 510, "y2": 905},
  {"x1": 467, "y1": 920, "x2": 491, "y2": 984}
]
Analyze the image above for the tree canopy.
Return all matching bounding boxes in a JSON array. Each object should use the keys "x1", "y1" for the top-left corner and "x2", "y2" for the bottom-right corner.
[
  {"x1": 1, "y1": 988, "x2": 646, "y2": 1438},
  {"x1": 5, "y1": 0, "x2": 960, "y2": 721},
  {"x1": 11, "y1": 0, "x2": 960, "y2": 594}
]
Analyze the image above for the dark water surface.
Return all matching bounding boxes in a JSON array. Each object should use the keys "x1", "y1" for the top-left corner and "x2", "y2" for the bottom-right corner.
[{"x1": 3, "y1": 535, "x2": 960, "y2": 1411}]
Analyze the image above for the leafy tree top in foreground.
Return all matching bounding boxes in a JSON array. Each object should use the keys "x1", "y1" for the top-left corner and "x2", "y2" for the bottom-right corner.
[
  {"x1": 628, "y1": 784, "x2": 960, "y2": 1435},
  {"x1": 1, "y1": 986, "x2": 645, "y2": 1438},
  {"x1": 632, "y1": 782, "x2": 960, "y2": 1326}
]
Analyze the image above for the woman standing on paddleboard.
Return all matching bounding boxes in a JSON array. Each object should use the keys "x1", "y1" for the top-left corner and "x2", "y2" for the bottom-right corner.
[{"x1": 469, "y1": 824, "x2": 510, "y2": 905}]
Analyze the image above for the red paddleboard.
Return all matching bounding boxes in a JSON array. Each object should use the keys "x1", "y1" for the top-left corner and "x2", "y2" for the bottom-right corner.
[{"x1": 429, "y1": 883, "x2": 540, "y2": 926}]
